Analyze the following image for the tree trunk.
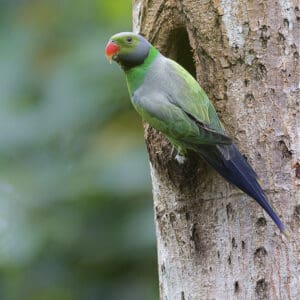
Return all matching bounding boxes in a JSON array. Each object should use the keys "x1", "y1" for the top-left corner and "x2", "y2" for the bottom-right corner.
[{"x1": 133, "y1": 0, "x2": 300, "y2": 299}]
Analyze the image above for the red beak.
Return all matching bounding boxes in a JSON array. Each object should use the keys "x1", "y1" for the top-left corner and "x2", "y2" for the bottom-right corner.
[{"x1": 105, "y1": 41, "x2": 120, "y2": 63}]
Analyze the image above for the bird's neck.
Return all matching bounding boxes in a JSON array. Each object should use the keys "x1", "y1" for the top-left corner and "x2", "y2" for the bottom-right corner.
[{"x1": 125, "y1": 47, "x2": 159, "y2": 95}]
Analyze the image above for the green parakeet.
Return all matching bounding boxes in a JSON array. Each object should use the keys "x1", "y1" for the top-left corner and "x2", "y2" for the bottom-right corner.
[{"x1": 105, "y1": 32, "x2": 287, "y2": 235}]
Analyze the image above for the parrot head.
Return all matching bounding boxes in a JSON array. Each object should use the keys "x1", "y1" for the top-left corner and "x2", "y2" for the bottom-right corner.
[{"x1": 105, "y1": 32, "x2": 151, "y2": 69}]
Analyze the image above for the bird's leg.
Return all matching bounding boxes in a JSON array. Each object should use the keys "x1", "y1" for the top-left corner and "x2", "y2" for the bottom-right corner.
[
  {"x1": 174, "y1": 147, "x2": 186, "y2": 164},
  {"x1": 171, "y1": 145, "x2": 175, "y2": 157},
  {"x1": 168, "y1": 138, "x2": 186, "y2": 164}
]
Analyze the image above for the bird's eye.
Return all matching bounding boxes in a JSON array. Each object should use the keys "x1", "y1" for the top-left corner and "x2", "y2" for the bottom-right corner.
[{"x1": 126, "y1": 36, "x2": 133, "y2": 43}]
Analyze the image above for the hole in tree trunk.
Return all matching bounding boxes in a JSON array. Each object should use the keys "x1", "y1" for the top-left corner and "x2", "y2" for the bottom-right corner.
[{"x1": 166, "y1": 28, "x2": 197, "y2": 79}]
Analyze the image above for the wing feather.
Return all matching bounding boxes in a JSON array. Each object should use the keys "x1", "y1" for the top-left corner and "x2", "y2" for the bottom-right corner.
[{"x1": 132, "y1": 92, "x2": 231, "y2": 145}]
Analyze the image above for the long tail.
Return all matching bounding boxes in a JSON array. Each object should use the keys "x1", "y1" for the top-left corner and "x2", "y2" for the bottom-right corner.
[{"x1": 197, "y1": 143, "x2": 286, "y2": 234}]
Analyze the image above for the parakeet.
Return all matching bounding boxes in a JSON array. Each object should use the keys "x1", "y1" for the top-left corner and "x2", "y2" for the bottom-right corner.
[{"x1": 105, "y1": 32, "x2": 287, "y2": 235}]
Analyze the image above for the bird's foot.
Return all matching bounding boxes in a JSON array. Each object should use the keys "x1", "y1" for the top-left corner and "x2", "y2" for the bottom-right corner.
[{"x1": 175, "y1": 153, "x2": 186, "y2": 164}]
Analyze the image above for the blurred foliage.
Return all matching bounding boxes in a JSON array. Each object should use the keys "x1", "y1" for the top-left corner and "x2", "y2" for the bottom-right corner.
[{"x1": 0, "y1": 1, "x2": 157, "y2": 299}]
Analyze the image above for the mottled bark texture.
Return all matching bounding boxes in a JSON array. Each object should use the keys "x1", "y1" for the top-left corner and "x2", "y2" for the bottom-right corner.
[{"x1": 133, "y1": 0, "x2": 300, "y2": 299}]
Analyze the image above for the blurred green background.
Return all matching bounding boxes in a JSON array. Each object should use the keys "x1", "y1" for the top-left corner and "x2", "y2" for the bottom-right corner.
[{"x1": 0, "y1": 1, "x2": 157, "y2": 299}]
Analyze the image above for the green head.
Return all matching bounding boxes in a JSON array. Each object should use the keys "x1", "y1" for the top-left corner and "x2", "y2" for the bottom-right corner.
[{"x1": 105, "y1": 32, "x2": 151, "y2": 70}]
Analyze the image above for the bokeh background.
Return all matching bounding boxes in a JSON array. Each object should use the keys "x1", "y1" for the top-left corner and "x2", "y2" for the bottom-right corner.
[{"x1": 0, "y1": 1, "x2": 157, "y2": 299}]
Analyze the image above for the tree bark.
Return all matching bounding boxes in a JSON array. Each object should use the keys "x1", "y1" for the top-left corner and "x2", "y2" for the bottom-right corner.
[{"x1": 133, "y1": 0, "x2": 300, "y2": 299}]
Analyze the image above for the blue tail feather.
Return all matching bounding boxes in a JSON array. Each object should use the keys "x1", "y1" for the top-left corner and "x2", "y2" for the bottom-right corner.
[{"x1": 197, "y1": 144, "x2": 286, "y2": 233}]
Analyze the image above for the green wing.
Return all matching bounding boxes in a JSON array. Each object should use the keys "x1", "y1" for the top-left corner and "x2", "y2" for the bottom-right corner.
[
  {"x1": 167, "y1": 58, "x2": 225, "y2": 134},
  {"x1": 132, "y1": 92, "x2": 231, "y2": 146}
]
